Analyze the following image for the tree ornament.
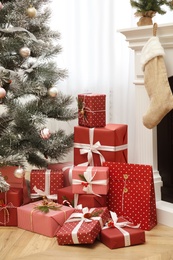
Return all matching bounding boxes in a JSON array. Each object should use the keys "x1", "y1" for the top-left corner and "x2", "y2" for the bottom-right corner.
[
  {"x1": 26, "y1": 6, "x2": 37, "y2": 18},
  {"x1": 14, "y1": 167, "x2": 25, "y2": 178},
  {"x1": 0, "y1": 2, "x2": 4, "y2": 10},
  {"x1": 0, "y1": 88, "x2": 6, "y2": 98},
  {"x1": 41, "y1": 128, "x2": 51, "y2": 139},
  {"x1": 19, "y1": 47, "x2": 31, "y2": 58},
  {"x1": 48, "y1": 87, "x2": 58, "y2": 97}
]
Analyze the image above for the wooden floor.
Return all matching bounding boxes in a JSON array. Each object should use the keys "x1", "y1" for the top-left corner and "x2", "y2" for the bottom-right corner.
[{"x1": 0, "y1": 224, "x2": 173, "y2": 260}]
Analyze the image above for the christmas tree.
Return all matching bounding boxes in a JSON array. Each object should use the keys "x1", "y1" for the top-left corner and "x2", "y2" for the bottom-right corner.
[{"x1": 0, "y1": 0, "x2": 77, "y2": 172}]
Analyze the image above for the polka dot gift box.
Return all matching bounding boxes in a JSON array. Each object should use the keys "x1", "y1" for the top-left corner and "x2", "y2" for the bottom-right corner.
[
  {"x1": 103, "y1": 162, "x2": 157, "y2": 231},
  {"x1": 30, "y1": 169, "x2": 64, "y2": 201},
  {"x1": 78, "y1": 93, "x2": 106, "y2": 128}
]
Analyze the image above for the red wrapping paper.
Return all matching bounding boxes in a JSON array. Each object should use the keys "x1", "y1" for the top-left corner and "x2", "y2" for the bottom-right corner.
[
  {"x1": 100, "y1": 217, "x2": 145, "y2": 249},
  {"x1": 103, "y1": 162, "x2": 157, "y2": 231},
  {"x1": 47, "y1": 162, "x2": 73, "y2": 187},
  {"x1": 17, "y1": 201, "x2": 74, "y2": 237},
  {"x1": 30, "y1": 169, "x2": 64, "y2": 200},
  {"x1": 74, "y1": 124, "x2": 128, "y2": 166},
  {"x1": 57, "y1": 186, "x2": 107, "y2": 208},
  {"x1": 78, "y1": 93, "x2": 106, "y2": 128},
  {"x1": 0, "y1": 207, "x2": 17, "y2": 226},
  {"x1": 72, "y1": 166, "x2": 109, "y2": 195},
  {"x1": 57, "y1": 207, "x2": 110, "y2": 245},
  {"x1": 0, "y1": 188, "x2": 23, "y2": 207}
]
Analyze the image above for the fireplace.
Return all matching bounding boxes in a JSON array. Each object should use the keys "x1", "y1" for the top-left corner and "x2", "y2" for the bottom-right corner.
[{"x1": 119, "y1": 23, "x2": 173, "y2": 227}]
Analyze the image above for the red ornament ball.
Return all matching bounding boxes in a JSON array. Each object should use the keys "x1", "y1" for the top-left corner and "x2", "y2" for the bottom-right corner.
[
  {"x1": 0, "y1": 88, "x2": 6, "y2": 98},
  {"x1": 41, "y1": 128, "x2": 51, "y2": 139}
]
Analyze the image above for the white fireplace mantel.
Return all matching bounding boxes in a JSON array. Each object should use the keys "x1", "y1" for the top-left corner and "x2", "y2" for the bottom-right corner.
[{"x1": 119, "y1": 23, "x2": 173, "y2": 227}]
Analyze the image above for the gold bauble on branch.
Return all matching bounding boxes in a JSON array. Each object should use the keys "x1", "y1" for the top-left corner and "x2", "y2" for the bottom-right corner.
[
  {"x1": 14, "y1": 167, "x2": 25, "y2": 178},
  {"x1": 26, "y1": 6, "x2": 37, "y2": 18},
  {"x1": 0, "y1": 87, "x2": 6, "y2": 98},
  {"x1": 48, "y1": 87, "x2": 58, "y2": 97},
  {"x1": 19, "y1": 47, "x2": 31, "y2": 58}
]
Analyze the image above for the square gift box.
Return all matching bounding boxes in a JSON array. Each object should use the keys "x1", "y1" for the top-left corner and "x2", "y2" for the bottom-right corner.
[
  {"x1": 103, "y1": 161, "x2": 157, "y2": 231},
  {"x1": 57, "y1": 207, "x2": 110, "y2": 245},
  {"x1": 74, "y1": 124, "x2": 128, "y2": 166},
  {"x1": 30, "y1": 169, "x2": 64, "y2": 200},
  {"x1": 78, "y1": 93, "x2": 106, "y2": 128},
  {"x1": 57, "y1": 186, "x2": 107, "y2": 208},
  {"x1": 72, "y1": 166, "x2": 109, "y2": 195},
  {"x1": 100, "y1": 212, "x2": 145, "y2": 249},
  {"x1": 17, "y1": 201, "x2": 74, "y2": 237}
]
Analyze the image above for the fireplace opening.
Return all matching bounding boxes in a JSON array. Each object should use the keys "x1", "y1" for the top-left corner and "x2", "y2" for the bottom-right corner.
[{"x1": 157, "y1": 75, "x2": 173, "y2": 203}]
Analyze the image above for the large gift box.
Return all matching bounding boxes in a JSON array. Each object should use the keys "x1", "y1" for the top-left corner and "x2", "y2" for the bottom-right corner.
[
  {"x1": 17, "y1": 201, "x2": 74, "y2": 237},
  {"x1": 30, "y1": 169, "x2": 64, "y2": 200},
  {"x1": 47, "y1": 162, "x2": 73, "y2": 187},
  {"x1": 100, "y1": 211, "x2": 145, "y2": 249},
  {"x1": 57, "y1": 186, "x2": 107, "y2": 208},
  {"x1": 78, "y1": 93, "x2": 106, "y2": 128},
  {"x1": 72, "y1": 166, "x2": 109, "y2": 195},
  {"x1": 0, "y1": 166, "x2": 30, "y2": 204},
  {"x1": 103, "y1": 161, "x2": 157, "y2": 230},
  {"x1": 74, "y1": 124, "x2": 128, "y2": 166},
  {"x1": 0, "y1": 188, "x2": 23, "y2": 226},
  {"x1": 57, "y1": 207, "x2": 110, "y2": 245}
]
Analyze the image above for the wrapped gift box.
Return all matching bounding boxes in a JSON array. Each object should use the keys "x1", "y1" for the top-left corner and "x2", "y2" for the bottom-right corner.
[
  {"x1": 0, "y1": 188, "x2": 23, "y2": 207},
  {"x1": 78, "y1": 93, "x2": 106, "y2": 128},
  {"x1": 57, "y1": 207, "x2": 110, "y2": 245},
  {"x1": 0, "y1": 207, "x2": 17, "y2": 226},
  {"x1": 74, "y1": 124, "x2": 128, "y2": 166},
  {"x1": 30, "y1": 169, "x2": 64, "y2": 200},
  {"x1": 100, "y1": 213, "x2": 145, "y2": 249},
  {"x1": 57, "y1": 186, "x2": 107, "y2": 208},
  {"x1": 103, "y1": 161, "x2": 157, "y2": 231},
  {"x1": 72, "y1": 166, "x2": 109, "y2": 195},
  {"x1": 0, "y1": 166, "x2": 30, "y2": 205},
  {"x1": 47, "y1": 162, "x2": 73, "y2": 187},
  {"x1": 17, "y1": 201, "x2": 74, "y2": 237}
]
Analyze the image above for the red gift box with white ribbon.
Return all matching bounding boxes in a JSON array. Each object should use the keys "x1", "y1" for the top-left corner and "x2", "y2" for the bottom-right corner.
[
  {"x1": 74, "y1": 124, "x2": 128, "y2": 166},
  {"x1": 78, "y1": 93, "x2": 106, "y2": 128}
]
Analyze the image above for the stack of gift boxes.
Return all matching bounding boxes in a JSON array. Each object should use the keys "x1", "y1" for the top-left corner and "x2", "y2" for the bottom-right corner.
[{"x1": 0, "y1": 93, "x2": 157, "y2": 250}]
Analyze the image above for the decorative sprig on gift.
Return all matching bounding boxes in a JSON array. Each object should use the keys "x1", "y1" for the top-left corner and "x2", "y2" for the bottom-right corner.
[
  {"x1": 34, "y1": 197, "x2": 62, "y2": 213},
  {"x1": 77, "y1": 98, "x2": 87, "y2": 120},
  {"x1": 83, "y1": 209, "x2": 103, "y2": 219},
  {"x1": 79, "y1": 174, "x2": 89, "y2": 187}
]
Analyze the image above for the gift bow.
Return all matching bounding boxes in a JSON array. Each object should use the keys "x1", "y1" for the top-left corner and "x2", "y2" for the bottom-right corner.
[
  {"x1": 65, "y1": 207, "x2": 103, "y2": 244},
  {"x1": 104, "y1": 211, "x2": 140, "y2": 247},
  {"x1": 72, "y1": 166, "x2": 108, "y2": 196},
  {"x1": 0, "y1": 202, "x2": 16, "y2": 225}
]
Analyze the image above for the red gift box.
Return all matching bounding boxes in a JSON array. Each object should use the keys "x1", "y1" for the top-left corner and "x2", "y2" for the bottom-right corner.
[
  {"x1": 30, "y1": 169, "x2": 64, "y2": 200},
  {"x1": 78, "y1": 93, "x2": 106, "y2": 128},
  {"x1": 103, "y1": 162, "x2": 157, "y2": 231},
  {"x1": 57, "y1": 186, "x2": 107, "y2": 208},
  {"x1": 57, "y1": 207, "x2": 110, "y2": 245},
  {"x1": 47, "y1": 162, "x2": 73, "y2": 187},
  {"x1": 0, "y1": 166, "x2": 30, "y2": 205},
  {"x1": 100, "y1": 212, "x2": 145, "y2": 249},
  {"x1": 17, "y1": 201, "x2": 74, "y2": 237},
  {"x1": 0, "y1": 206, "x2": 17, "y2": 226},
  {"x1": 74, "y1": 124, "x2": 128, "y2": 166},
  {"x1": 0, "y1": 188, "x2": 23, "y2": 207},
  {"x1": 72, "y1": 166, "x2": 109, "y2": 195}
]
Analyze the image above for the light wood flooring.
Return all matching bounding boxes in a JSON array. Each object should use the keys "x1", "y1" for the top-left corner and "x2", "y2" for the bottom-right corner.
[{"x1": 0, "y1": 224, "x2": 173, "y2": 260}]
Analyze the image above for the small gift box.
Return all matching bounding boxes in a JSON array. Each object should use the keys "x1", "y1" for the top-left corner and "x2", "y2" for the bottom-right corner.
[
  {"x1": 47, "y1": 162, "x2": 73, "y2": 187},
  {"x1": 74, "y1": 124, "x2": 128, "y2": 166},
  {"x1": 57, "y1": 207, "x2": 110, "y2": 245},
  {"x1": 30, "y1": 169, "x2": 64, "y2": 200},
  {"x1": 72, "y1": 166, "x2": 109, "y2": 195},
  {"x1": 78, "y1": 93, "x2": 106, "y2": 128},
  {"x1": 17, "y1": 200, "x2": 74, "y2": 237},
  {"x1": 100, "y1": 211, "x2": 145, "y2": 249},
  {"x1": 57, "y1": 186, "x2": 107, "y2": 208}
]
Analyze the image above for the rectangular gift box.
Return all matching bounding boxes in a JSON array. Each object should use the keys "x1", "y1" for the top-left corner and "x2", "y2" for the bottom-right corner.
[
  {"x1": 30, "y1": 169, "x2": 64, "y2": 200},
  {"x1": 57, "y1": 207, "x2": 110, "y2": 245},
  {"x1": 47, "y1": 162, "x2": 73, "y2": 187},
  {"x1": 17, "y1": 201, "x2": 74, "y2": 237},
  {"x1": 74, "y1": 124, "x2": 128, "y2": 166},
  {"x1": 103, "y1": 161, "x2": 157, "y2": 231},
  {"x1": 72, "y1": 166, "x2": 109, "y2": 195},
  {"x1": 78, "y1": 93, "x2": 106, "y2": 128},
  {"x1": 0, "y1": 207, "x2": 17, "y2": 226},
  {"x1": 100, "y1": 217, "x2": 145, "y2": 249},
  {"x1": 57, "y1": 186, "x2": 107, "y2": 208},
  {"x1": 0, "y1": 188, "x2": 23, "y2": 207}
]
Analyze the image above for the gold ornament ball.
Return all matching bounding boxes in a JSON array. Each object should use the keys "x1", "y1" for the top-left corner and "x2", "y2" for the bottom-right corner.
[
  {"x1": 0, "y1": 88, "x2": 6, "y2": 98},
  {"x1": 41, "y1": 128, "x2": 51, "y2": 139},
  {"x1": 14, "y1": 168, "x2": 24, "y2": 178},
  {"x1": 19, "y1": 47, "x2": 31, "y2": 58},
  {"x1": 26, "y1": 6, "x2": 37, "y2": 18},
  {"x1": 48, "y1": 87, "x2": 58, "y2": 97}
]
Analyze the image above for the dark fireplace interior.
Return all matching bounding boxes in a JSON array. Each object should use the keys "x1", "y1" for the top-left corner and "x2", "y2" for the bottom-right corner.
[{"x1": 157, "y1": 75, "x2": 173, "y2": 203}]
